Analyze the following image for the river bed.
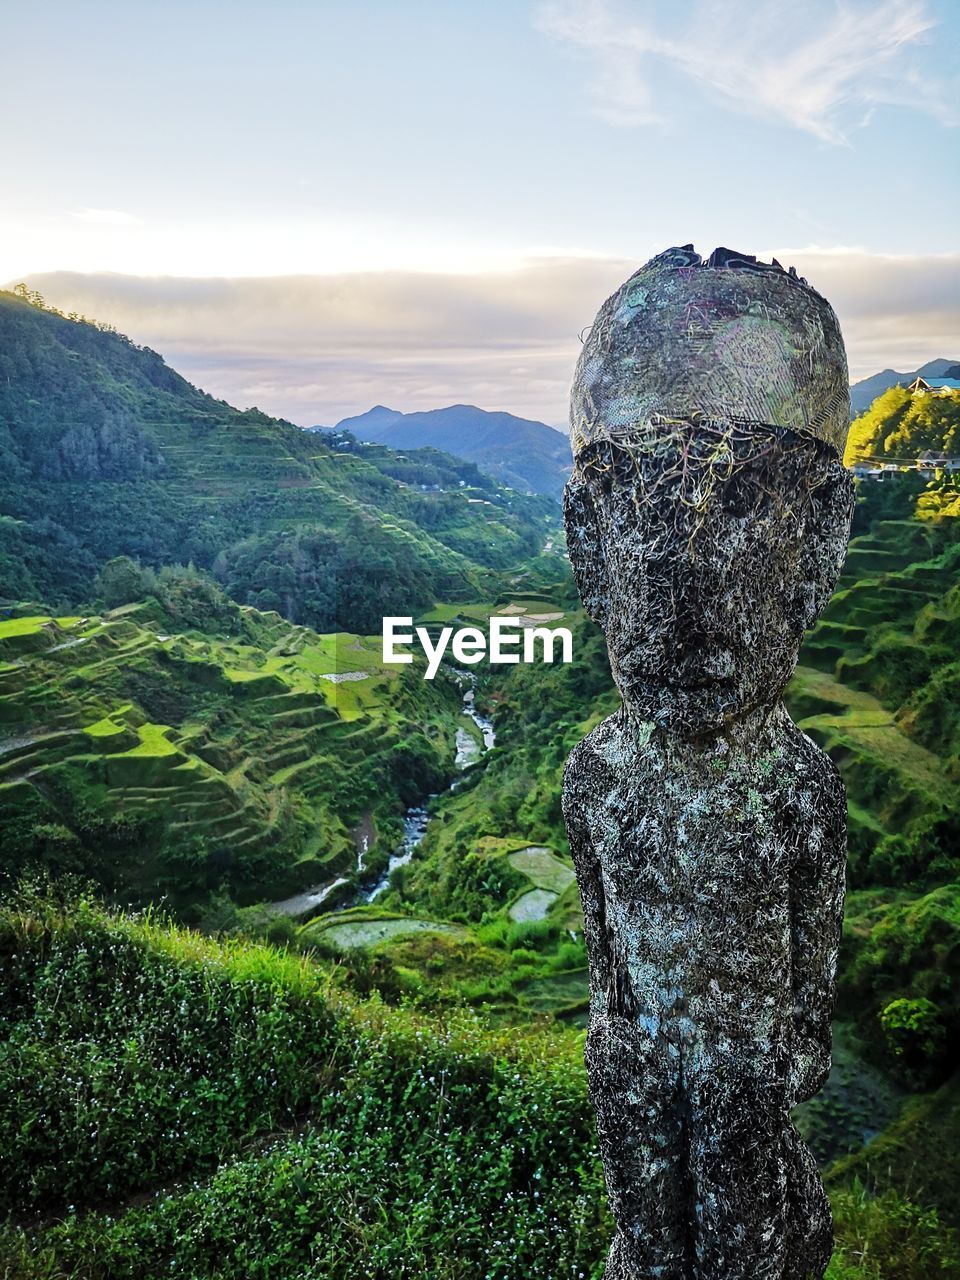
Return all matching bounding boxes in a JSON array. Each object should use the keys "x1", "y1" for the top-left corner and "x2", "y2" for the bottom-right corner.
[
  {"x1": 269, "y1": 669, "x2": 495, "y2": 916},
  {"x1": 268, "y1": 876, "x2": 350, "y2": 918},
  {"x1": 364, "y1": 670, "x2": 494, "y2": 900}
]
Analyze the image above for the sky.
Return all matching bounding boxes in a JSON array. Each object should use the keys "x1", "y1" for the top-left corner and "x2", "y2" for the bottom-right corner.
[{"x1": 2, "y1": 0, "x2": 958, "y2": 425}]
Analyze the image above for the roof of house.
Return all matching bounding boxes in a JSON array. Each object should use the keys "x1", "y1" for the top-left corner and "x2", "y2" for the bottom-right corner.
[{"x1": 911, "y1": 376, "x2": 960, "y2": 391}]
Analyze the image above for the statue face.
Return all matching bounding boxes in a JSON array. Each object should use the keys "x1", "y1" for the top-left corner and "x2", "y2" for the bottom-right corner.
[{"x1": 564, "y1": 425, "x2": 854, "y2": 736}]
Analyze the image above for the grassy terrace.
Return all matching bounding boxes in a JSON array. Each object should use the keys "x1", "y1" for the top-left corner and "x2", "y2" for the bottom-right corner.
[
  {"x1": 0, "y1": 604, "x2": 463, "y2": 913},
  {"x1": 0, "y1": 887, "x2": 609, "y2": 1279}
]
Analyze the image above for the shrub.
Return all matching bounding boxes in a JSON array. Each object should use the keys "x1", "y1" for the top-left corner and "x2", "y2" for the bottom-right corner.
[{"x1": 880, "y1": 997, "x2": 947, "y2": 1083}]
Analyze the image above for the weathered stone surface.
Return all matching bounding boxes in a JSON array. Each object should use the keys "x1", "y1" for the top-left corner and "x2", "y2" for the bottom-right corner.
[{"x1": 562, "y1": 246, "x2": 855, "y2": 1278}]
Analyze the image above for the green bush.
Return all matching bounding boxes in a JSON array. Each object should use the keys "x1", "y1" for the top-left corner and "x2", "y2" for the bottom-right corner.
[
  {"x1": 0, "y1": 884, "x2": 608, "y2": 1279},
  {"x1": 828, "y1": 1183, "x2": 960, "y2": 1279},
  {"x1": 0, "y1": 886, "x2": 338, "y2": 1211},
  {"x1": 880, "y1": 998, "x2": 947, "y2": 1084}
]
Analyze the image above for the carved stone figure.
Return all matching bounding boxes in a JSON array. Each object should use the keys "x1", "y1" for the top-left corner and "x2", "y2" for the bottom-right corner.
[{"x1": 562, "y1": 246, "x2": 855, "y2": 1279}]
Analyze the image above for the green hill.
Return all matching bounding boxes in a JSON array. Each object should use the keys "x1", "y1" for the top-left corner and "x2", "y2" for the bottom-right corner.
[
  {"x1": 310, "y1": 496, "x2": 960, "y2": 1235},
  {"x1": 0, "y1": 580, "x2": 463, "y2": 916},
  {"x1": 331, "y1": 402, "x2": 572, "y2": 499},
  {"x1": 0, "y1": 288, "x2": 556, "y2": 629},
  {"x1": 2, "y1": 886, "x2": 957, "y2": 1279},
  {"x1": 2, "y1": 300, "x2": 960, "y2": 1275},
  {"x1": 845, "y1": 385, "x2": 960, "y2": 466}
]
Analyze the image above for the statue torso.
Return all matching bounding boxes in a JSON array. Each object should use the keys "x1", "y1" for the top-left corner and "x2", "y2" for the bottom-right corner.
[{"x1": 565, "y1": 704, "x2": 839, "y2": 1050}]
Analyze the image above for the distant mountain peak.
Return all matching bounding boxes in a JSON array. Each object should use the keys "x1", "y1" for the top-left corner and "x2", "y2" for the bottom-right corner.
[
  {"x1": 332, "y1": 403, "x2": 570, "y2": 499},
  {"x1": 850, "y1": 358, "x2": 960, "y2": 416}
]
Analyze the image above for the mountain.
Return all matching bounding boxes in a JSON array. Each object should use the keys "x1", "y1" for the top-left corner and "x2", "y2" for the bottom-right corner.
[
  {"x1": 335, "y1": 404, "x2": 406, "y2": 435},
  {"x1": 323, "y1": 403, "x2": 572, "y2": 501},
  {"x1": 850, "y1": 358, "x2": 959, "y2": 416},
  {"x1": 0, "y1": 290, "x2": 555, "y2": 629}
]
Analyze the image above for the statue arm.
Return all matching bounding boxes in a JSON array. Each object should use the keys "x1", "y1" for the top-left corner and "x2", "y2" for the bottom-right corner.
[
  {"x1": 789, "y1": 758, "x2": 847, "y2": 1104},
  {"x1": 562, "y1": 755, "x2": 612, "y2": 1017}
]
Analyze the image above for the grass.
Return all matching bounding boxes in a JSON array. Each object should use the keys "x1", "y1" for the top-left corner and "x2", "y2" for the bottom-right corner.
[
  {"x1": 0, "y1": 617, "x2": 51, "y2": 638},
  {"x1": 3, "y1": 885, "x2": 959, "y2": 1278},
  {"x1": 508, "y1": 888, "x2": 559, "y2": 922},
  {"x1": 0, "y1": 884, "x2": 608, "y2": 1279},
  {"x1": 507, "y1": 845, "x2": 575, "y2": 894},
  {"x1": 116, "y1": 722, "x2": 178, "y2": 757},
  {"x1": 308, "y1": 916, "x2": 469, "y2": 949},
  {"x1": 0, "y1": 601, "x2": 464, "y2": 912},
  {"x1": 83, "y1": 717, "x2": 124, "y2": 737},
  {"x1": 828, "y1": 1074, "x2": 960, "y2": 1228}
]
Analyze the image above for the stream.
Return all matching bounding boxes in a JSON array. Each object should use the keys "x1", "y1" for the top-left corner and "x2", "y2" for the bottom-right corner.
[
  {"x1": 364, "y1": 670, "x2": 495, "y2": 901},
  {"x1": 269, "y1": 669, "x2": 495, "y2": 917}
]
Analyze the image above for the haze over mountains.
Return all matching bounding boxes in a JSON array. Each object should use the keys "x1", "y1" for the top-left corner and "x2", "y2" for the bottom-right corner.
[
  {"x1": 316, "y1": 404, "x2": 571, "y2": 501},
  {"x1": 0, "y1": 289, "x2": 555, "y2": 626}
]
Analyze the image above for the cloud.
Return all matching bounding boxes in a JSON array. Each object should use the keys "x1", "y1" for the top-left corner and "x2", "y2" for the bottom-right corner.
[
  {"x1": 12, "y1": 249, "x2": 959, "y2": 426},
  {"x1": 68, "y1": 208, "x2": 142, "y2": 226},
  {"x1": 777, "y1": 246, "x2": 960, "y2": 375},
  {"x1": 535, "y1": 0, "x2": 956, "y2": 143}
]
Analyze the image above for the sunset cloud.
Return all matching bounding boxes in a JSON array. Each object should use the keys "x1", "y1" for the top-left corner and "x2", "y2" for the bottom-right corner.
[{"x1": 15, "y1": 249, "x2": 959, "y2": 427}]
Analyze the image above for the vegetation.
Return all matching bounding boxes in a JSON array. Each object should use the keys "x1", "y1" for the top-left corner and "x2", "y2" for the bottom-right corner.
[
  {"x1": 845, "y1": 386, "x2": 960, "y2": 465},
  {"x1": 2, "y1": 883, "x2": 958, "y2": 1278},
  {"x1": 0, "y1": 574, "x2": 463, "y2": 915},
  {"x1": 0, "y1": 289, "x2": 555, "y2": 628},
  {"x1": 0, "y1": 882, "x2": 608, "y2": 1279},
  {"x1": 1, "y1": 297, "x2": 958, "y2": 1274}
]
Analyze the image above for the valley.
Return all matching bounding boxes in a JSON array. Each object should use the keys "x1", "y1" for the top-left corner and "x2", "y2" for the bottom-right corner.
[{"x1": 2, "y1": 290, "x2": 960, "y2": 1277}]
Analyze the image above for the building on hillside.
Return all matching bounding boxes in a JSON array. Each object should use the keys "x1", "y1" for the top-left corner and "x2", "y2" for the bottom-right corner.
[
  {"x1": 917, "y1": 450, "x2": 947, "y2": 474},
  {"x1": 907, "y1": 376, "x2": 960, "y2": 395},
  {"x1": 850, "y1": 453, "x2": 960, "y2": 479}
]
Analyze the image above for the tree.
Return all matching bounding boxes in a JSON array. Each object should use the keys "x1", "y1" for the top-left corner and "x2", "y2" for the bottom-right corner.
[{"x1": 95, "y1": 555, "x2": 153, "y2": 608}]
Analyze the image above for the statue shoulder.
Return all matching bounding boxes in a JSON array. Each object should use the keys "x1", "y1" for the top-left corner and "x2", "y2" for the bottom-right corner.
[
  {"x1": 563, "y1": 712, "x2": 624, "y2": 798},
  {"x1": 779, "y1": 714, "x2": 846, "y2": 827}
]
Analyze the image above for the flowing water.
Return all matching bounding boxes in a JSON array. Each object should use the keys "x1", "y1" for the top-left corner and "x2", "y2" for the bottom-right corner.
[
  {"x1": 364, "y1": 670, "x2": 494, "y2": 900},
  {"x1": 269, "y1": 669, "x2": 495, "y2": 917}
]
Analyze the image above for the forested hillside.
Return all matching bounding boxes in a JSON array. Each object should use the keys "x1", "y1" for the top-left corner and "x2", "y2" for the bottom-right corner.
[
  {"x1": 845, "y1": 385, "x2": 960, "y2": 519},
  {"x1": 330, "y1": 403, "x2": 572, "y2": 499},
  {"x1": 0, "y1": 289, "x2": 555, "y2": 630},
  {"x1": 846, "y1": 385, "x2": 960, "y2": 465}
]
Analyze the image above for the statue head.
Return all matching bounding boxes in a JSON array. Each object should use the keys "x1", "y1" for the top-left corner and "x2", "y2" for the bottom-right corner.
[{"x1": 564, "y1": 245, "x2": 855, "y2": 737}]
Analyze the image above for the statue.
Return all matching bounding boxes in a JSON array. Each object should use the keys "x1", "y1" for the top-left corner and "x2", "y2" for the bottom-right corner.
[{"x1": 562, "y1": 245, "x2": 854, "y2": 1279}]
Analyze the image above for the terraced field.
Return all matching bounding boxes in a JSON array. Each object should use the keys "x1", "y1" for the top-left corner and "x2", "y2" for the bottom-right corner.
[
  {"x1": 507, "y1": 845, "x2": 576, "y2": 922},
  {"x1": 303, "y1": 912, "x2": 470, "y2": 949},
  {"x1": 0, "y1": 604, "x2": 463, "y2": 911},
  {"x1": 798, "y1": 519, "x2": 959, "y2": 675},
  {"x1": 785, "y1": 517, "x2": 960, "y2": 883}
]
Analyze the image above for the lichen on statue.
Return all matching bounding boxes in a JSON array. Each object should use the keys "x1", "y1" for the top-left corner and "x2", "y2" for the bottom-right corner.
[{"x1": 561, "y1": 245, "x2": 855, "y2": 1279}]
